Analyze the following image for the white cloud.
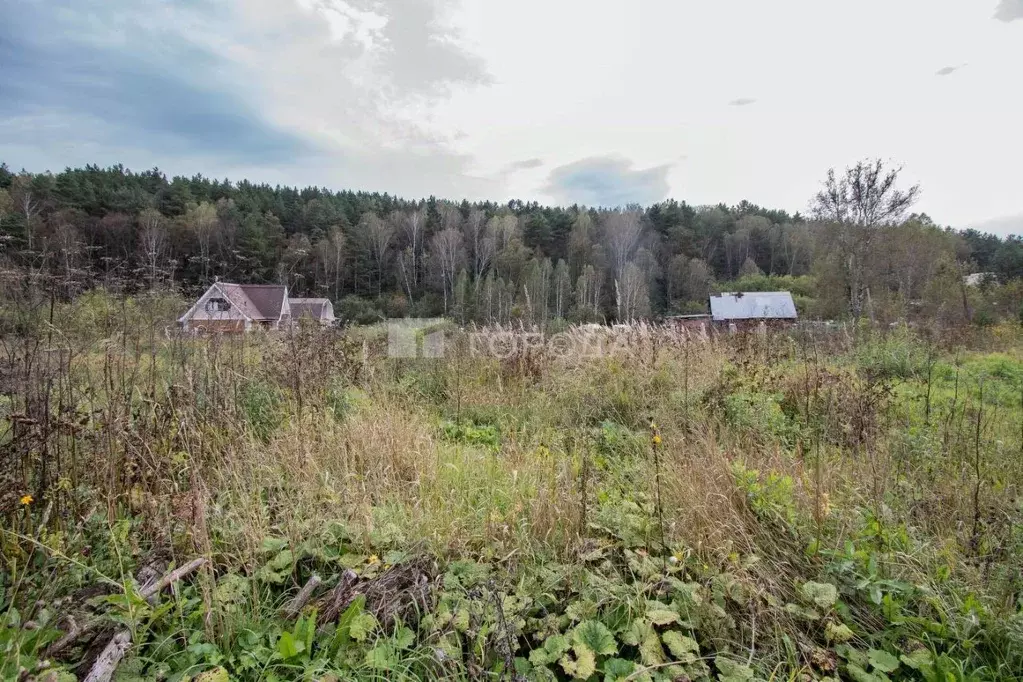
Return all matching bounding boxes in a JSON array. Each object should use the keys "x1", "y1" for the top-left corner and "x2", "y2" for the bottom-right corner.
[
  {"x1": 995, "y1": 0, "x2": 1023, "y2": 22},
  {"x1": 3, "y1": 0, "x2": 1022, "y2": 227},
  {"x1": 543, "y1": 156, "x2": 672, "y2": 207}
]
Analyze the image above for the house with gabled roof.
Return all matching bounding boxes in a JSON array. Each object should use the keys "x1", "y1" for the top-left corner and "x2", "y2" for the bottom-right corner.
[
  {"x1": 178, "y1": 282, "x2": 334, "y2": 333},
  {"x1": 289, "y1": 298, "x2": 336, "y2": 326}
]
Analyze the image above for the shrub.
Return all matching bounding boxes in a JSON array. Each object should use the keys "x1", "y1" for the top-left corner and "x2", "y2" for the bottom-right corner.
[{"x1": 338, "y1": 295, "x2": 384, "y2": 325}]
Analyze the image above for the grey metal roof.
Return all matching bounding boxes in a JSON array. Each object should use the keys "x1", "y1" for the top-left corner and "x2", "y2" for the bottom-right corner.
[{"x1": 709, "y1": 292, "x2": 797, "y2": 321}]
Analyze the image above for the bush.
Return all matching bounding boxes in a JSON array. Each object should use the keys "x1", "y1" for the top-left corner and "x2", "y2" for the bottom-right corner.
[
  {"x1": 855, "y1": 327, "x2": 927, "y2": 381},
  {"x1": 338, "y1": 295, "x2": 384, "y2": 325}
]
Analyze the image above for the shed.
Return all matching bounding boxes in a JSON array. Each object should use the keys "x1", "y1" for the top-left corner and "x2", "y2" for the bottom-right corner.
[{"x1": 709, "y1": 292, "x2": 797, "y2": 322}]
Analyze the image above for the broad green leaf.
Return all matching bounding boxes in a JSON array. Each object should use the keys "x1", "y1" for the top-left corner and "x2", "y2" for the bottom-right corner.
[
  {"x1": 294, "y1": 612, "x2": 317, "y2": 656},
  {"x1": 529, "y1": 663, "x2": 558, "y2": 682},
  {"x1": 394, "y1": 625, "x2": 415, "y2": 650},
  {"x1": 899, "y1": 648, "x2": 933, "y2": 670},
  {"x1": 846, "y1": 663, "x2": 888, "y2": 682},
  {"x1": 349, "y1": 612, "x2": 378, "y2": 642},
  {"x1": 269, "y1": 549, "x2": 294, "y2": 569},
  {"x1": 632, "y1": 621, "x2": 665, "y2": 666},
  {"x1": 261, "y1": 537, "x2": 288, "y2": 553},
  {"x1": 801, "y1": 581, "x2": 839, "y2": 609},
  {"x1": 573, "y1": 620, "x2": 617, "y2": 656},
  {"x1": 825, "y1": 621, "x2": 855, "y2": 643},
  {"x1": 661, "y1": 631, "x2": 699, "y2": 659},
  {"x1": 328, "y1": 595, "x2": 366, "y2": 656},
  {"x1": 835, "y1": 645, "x2": 869, "y2": 667},
  {"x1": 560, "y1": 647, "x2": 597, "y2": 680},
  {"x1": 365, "y1": 642, "x2": 397, "y2": 670},
  {"x1": 716, "y1": 657, "x2": 754, "y2": 682},
  {"x1": 867, "y1": 649, "x2": 900, "y2": 674},
  {"x1": 276, "y1": 631, "x2": 304, "y2": 660},
  {"x1": 194, "y1": 667, "x2": 229, "y2": 682},
  {"x1": 646, "y1": 609, "x2": 679, "y2": 626},
  {"x1": 514, "y1": 657, "x2": 532, "y2": 676},
  {"x1": 602, "y1": 658, "x2": 636, "y2": 682},
  {"x1": 645, "y1": 599, "x2": 680, "y2": 626},
  {"x1": 565, "y1": 600, "x2": 598, "y2": 622},
  {"x1": 530, "y1": 634, "x2": 570, "y2": 666}
]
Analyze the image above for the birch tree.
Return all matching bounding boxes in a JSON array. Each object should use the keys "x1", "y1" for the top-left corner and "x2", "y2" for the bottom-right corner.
[
  {"x1": 430, "y1": 227, "x2": 465, "y2": 314},
  {"x1": 316, "y1": 225, "x2": 346, "y2": 299},
  {"x1": 360, "y1": 212, "x2": 394, "y2": 295},
  {"x1": 137, "y1": 208, "x2": 168, "y2": 289},
  {"x1": 186, "y1": 201, "x2": 219, "y2": 282},
  {"x1": 395, "y1": 209, "x2": 425, "y2": 294},
  {"x1": 11, "y1": 175, "x2": 40, "y2": 250}
]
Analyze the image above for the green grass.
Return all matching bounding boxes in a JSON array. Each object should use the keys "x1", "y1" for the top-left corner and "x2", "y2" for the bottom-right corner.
[{"x1": 3, "y1": 302, "x2": 1023, "y2": 681}]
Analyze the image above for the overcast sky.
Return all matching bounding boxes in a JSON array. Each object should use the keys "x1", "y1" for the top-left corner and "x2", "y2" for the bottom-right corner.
[{"x1": 1, "y1": 0, "x2": 1021, "y2": 234}]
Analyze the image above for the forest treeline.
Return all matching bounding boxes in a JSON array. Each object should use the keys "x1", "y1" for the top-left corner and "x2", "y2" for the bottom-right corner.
[{"x1": 1, "y1": 160, "x2": 1021, "y2": 325}]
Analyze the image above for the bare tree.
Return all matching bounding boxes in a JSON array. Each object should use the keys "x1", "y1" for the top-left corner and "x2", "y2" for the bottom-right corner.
[
  {"x1": 603, "y1": 210, "x2": 643, "y2": 281},
  {"x1": 315, "y1": 225, "x2": 346, "y2": 300},
  {"x1": 52, "y1": 219, "x2": 80, "y2": 291},
  {"x1": 810, "y1": 159, "x2": 920, "y2": 318},
  {"x1": 553, "y1": 259, "x2": 571, "y2": 319},
  {"x1": 487, "y1": 213, "x2": 519, "y2": 252},
  {"x1": 616, "y1": 261, "x2": 650, "y2": 321},
  {"x1": 464, "y1": 208, "x2": 493, "y2": 287},
  {"x1": 360, "y1": 213, "x2": 393, "y2": 295},
  {"x1": 394, "y1": 209, "x2": 424, "y2": 294},
  {"x1": 575, "y1": 264, "x2": 602, "y2": 320},
  {"x1": 186, "y1": 201, "x2": 219, "y2": 282},
  {"x1": 429, "y1": 228, "x2": 465, "y2": 314},
  {"x1": 812, "y1": 159, "x2": 921, "y2": 227},
  {"x1": 523, "y1": 258, "x2": 552, "y2": 324},
  {"x1": 397, "y1": 247, "x2": 415, "y2": 303},
  {"x1": 137, "y1": 208, "x2": 167, "y2": 289},
  {"x1": 11, "y1": 175, "x2": 40, "y2": 251},
  {"x1": 438, "y1": 201, "x2": 463, "y2": 233}
]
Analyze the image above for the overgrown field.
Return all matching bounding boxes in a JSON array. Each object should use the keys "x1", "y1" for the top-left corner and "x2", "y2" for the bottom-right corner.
[{"x1": 3, "y1": 295, "x2": 1023, "y2": 681}]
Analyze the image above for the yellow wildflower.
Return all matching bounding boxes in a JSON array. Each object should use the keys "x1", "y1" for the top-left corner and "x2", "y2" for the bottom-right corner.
[
  {"x1": 651, "y1": 434, "x2": 662, "y2": 446},
  {"x1": 367, "y1": 554, "x2": 380, "y2": 565},
  {"x1": 20, "y1": 494, "x2": 34, "y2": 506}
]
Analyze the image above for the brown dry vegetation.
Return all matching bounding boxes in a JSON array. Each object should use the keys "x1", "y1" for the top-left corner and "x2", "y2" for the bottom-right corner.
[{"x1": 3, "y1": 290, "x2": 1023, "y2": 681}]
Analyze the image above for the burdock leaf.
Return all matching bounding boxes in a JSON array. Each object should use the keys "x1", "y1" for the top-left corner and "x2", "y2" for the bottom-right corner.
[
  {"x1": 573, "y1": 620, "x2": 617, "y2": 656},
  {"x1": 801, "y1": 581, "x2": 839, "y2": 609}
]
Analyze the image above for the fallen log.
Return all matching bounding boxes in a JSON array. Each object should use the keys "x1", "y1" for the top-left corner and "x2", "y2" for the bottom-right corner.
[
  {"x1": 82, "y1": 630, "x2": 131, "y2": 682},
  {"x1": 283, "y1": 574, "x2": 322, "y2": 619},
  {"x1": 46, "y1": 558, "x2": 207, "y2": 659},
  {"x1": 316, "y1": 556, "x2": 437, "y2": 629},
  {"x1": 317, "y1": 569, "x2": 359, "y2": 627},
  {"x1": 138, "y1": 558, "x2": 207, "y2": 600}
]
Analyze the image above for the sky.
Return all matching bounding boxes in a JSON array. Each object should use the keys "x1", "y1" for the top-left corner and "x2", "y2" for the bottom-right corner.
[{"x1": 1, "y1": 0, "x2": 1021, "y2": 234}]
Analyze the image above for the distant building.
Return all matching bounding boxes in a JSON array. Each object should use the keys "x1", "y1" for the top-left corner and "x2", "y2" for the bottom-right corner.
[
  {"x1": 178, "y1": 282, "x2": 334, "y2": 333},
  {"x1": 964, "y1": 272, "x2": 996, "y2": 287},
  {"x1": 289, "y1": 298, "x2": 336, "y2": 326},
  {"x1": 709, "y1": 291, "x2": 797, "y2": 331},
  {"x1": 665, "y1": 313, "x2": 713, "y2": 332}
]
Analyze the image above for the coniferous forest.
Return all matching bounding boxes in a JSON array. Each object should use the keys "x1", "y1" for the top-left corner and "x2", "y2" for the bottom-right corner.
[{"x1": 1, "y1": 160, "x2": 1022, "y2": 325}]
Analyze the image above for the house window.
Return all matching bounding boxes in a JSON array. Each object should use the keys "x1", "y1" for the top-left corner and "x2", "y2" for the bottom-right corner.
[{"x1": 206, "y1": 297, "x2": 231, "y2": 313}]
